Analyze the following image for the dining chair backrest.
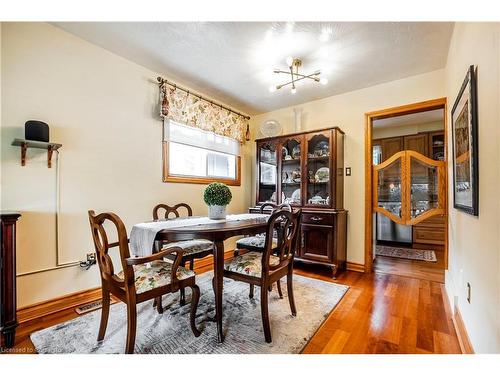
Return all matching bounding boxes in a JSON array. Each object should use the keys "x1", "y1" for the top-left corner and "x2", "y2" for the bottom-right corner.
[
  {"x1": 88, "y1": 210, "x2": 135, "y2": 291},
  {"x1": 259, "y1": 202, "x2": 292, "y2": 214},
  {"x1": 153, "y1": 203, "x2": 193, "y2": 220},
  {"x1": 261, "y1": 208, "x2": 301, "y2": 275}
]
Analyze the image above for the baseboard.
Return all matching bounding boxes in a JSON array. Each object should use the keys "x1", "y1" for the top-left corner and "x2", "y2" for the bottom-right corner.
[
  {"x1": 346, "y1": 262, "x2": 365, "y2": 273},
  {"x1": 452, "y1": 306, "x2": 474, "y2": 354},
  {"x1": 17, "y1": 287, "x2": 103, "y2": 324}
]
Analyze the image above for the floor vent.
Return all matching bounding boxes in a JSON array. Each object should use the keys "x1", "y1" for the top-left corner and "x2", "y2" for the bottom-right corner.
[{"x1": 75, "y1": 300, "x2": 107, "y2": 315}]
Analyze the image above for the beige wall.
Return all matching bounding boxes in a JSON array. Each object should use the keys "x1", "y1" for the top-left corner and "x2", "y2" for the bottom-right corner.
[
  {"x1": 444, "y1": 22, "x2": 500, "y2": 353},
  {"x1": 372, "y1": 120, "x2": 444, "y2": 139},
  {"x1": 250, "y1": 69, "x2": 446, "y2": 265},
  {"x1": 0, "y1": 23, "x2": 253, "y2": 307}
]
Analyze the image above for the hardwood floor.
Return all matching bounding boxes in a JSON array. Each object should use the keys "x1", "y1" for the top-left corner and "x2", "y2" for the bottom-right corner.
[
  {"x1": 373, "y1": 245, "x2": 446, "y2": 283},
  {"x1": 5, "y1": 258, "x2": 460, "y2": 354},
  {"x1": 296, "y1": 263, "x2": 460, "y2": 353}
]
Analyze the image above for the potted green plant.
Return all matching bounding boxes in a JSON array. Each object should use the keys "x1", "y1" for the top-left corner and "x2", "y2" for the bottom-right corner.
[{"x1": 204, "y1": 182, "x2": 232, "y2": 219}]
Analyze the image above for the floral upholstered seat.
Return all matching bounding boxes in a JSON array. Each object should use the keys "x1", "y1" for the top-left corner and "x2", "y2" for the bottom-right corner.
[
  {"x1": 235, "y1": 235, "x2": 277, "y2": 250},
  {"x1": 162, "y1": 239, "x2": 213, "y2": 256},
  {"x1": 224, "y1": 251, "x2": 280, "y2": 278},
  {"x1": 117, "y1": 260, "x2": 195, "y2": 294}
]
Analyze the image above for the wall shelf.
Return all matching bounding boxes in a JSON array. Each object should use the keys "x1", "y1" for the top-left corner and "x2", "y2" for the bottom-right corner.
[{"x1": 11, "y1": 138, "x2": 62, "y2": 168}]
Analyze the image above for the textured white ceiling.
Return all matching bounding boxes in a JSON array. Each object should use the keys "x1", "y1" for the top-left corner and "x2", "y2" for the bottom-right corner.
[{"x1": 52, "y1": 22, "x2": 454, "y2": 115}]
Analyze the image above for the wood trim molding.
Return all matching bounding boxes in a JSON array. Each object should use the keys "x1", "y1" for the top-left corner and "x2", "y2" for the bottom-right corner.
[
  {"x1": 162, "y1": 141, "x2": 242, "y2": 186},
  {"x1": 346, "y1": 262, "x2": 365, "y2": 273},
  {"x1": 452, "y1": 306, "x2": 474, "y2": 354},
  {"x1": 17, "y1": 287, "x2": 103, "y2": 324},
  {"x1": 364, "y1": 98, "x2": 448, "y2": 274}
]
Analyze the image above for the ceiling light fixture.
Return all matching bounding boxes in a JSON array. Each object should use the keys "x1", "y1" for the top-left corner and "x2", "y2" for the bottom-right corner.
[{"x1": 270, "y1": 57, "x2": 326, "y2": 94}]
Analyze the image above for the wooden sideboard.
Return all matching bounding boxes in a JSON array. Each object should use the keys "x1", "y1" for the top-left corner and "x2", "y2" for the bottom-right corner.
[
  {"x1": 252, "y1": 126, "x2": 347, "y2": 277},
  {"x1": 1, "y1": 212, "x2": 21, "y2": 349}
]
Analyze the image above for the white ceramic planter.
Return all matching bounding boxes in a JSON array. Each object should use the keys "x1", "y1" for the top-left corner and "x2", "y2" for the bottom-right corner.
[{"x1": 208, "y1": 205, "x2": 227, "y2": 220}]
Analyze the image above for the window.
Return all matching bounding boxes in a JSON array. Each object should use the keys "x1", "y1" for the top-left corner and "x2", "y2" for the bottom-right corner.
[{"x1": 163, "y1": 120, "x2": 241, "y2": 185}]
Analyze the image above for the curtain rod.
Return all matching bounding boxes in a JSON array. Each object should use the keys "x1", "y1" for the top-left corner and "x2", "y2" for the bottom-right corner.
[{"x1": 157, "y1": 77, "x2": 250, "y2": 120}]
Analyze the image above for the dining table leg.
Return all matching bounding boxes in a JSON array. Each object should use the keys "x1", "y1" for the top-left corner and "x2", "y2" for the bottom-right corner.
[{"x1": 213, "y1": 240, "x2": 225, "y2": 343}]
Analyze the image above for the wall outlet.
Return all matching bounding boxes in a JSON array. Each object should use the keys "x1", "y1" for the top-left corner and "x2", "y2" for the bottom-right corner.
[
  {"x1": 466, "y1": 282, "x2": 471, "y2": 303},
  {"x1": 87, "y1": 253, "x2": 96, "y2": 262}
]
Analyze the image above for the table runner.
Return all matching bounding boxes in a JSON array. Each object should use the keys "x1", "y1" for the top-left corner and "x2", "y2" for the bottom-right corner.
[{"x1": 129, "y1": 213, "x2": 269, "y2": 257}]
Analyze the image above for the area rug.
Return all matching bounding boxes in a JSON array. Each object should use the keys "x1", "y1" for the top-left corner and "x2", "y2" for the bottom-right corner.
[
  {"x1": 30, "y1": 272, "x2": 348, "y2": 354},
  {"x1": 375, "y1": 245, "x2": 437, "y2": 262}
]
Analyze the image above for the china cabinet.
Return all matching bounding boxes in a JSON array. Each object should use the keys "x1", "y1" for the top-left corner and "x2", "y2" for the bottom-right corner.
[{"x1": 252, "y1": 126, "x2": 347, "y2": 276}]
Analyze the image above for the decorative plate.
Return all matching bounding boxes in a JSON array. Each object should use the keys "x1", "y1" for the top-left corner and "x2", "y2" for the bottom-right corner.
[
  {"x1": 315, "y1": 167, "x2": 330, "y2": 182},
  {"x1": 313, "y1": 140, "x2": 329, "y2": 156},
  {"x1": 260, "y1": 119, "x2": 282, "y2": 137},
  {"x1": 291, "y1": 145, "x2": 301, "y2": 159},
  {"x1": 282, "y1": 146, "x2": 289, "y2": 158},
  {"x1": 291, "y1": 189, "x2": 301, "y2": 202}
]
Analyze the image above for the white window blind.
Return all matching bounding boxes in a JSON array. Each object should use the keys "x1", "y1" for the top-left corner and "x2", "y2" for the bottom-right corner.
[
  {"x1": 164, "y1": 120, "x2": 239, "y2": 180},
  {"x1": 164, "y1": 120, "x2": 240, "y2": 156}
]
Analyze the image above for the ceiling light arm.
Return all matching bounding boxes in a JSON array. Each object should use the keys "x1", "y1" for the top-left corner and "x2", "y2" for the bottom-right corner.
[
  {"x1": 274, "y1": 69, "x2": 321, "y2": 80},
  {"x1": 275, "y1": 71, "x2": 323, "y2": 90}
]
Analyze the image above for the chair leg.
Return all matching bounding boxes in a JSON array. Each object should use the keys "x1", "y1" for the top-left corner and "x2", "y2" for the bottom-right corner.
[
  {"x1": 97, "y1": 288, "x2": 110, "y2": 341},
  {"x1": 249, "y1": 284, "x2": 254, "y2": 299},
  {"x1": 234, "y1": 249, "x2": 240, "y2": 256},
  {"x1": 276, "y1": 279, "x2": 283, "y2": 299},
  {"x1": 189, "y1": 259, "x2": 194, "y2": 270},
  {"x1": 179, "y1": 259, "x2": 187, "y2": 306},
  {"x1": 155, "y1": 296, "x2": 164, "y2": 314},
  {"x1": 189, "y1": 285, "x2": 201, "y2": 337},
  {"x1": 268, "y1": 284, "x2": 273, "y2": 292},
  {"x1": 260, "y1": 284, "x2": 272, "y2": 343},
  {"x1": 125, "y1": 301, "x2": 137, "y2": 354},
  {"x1": 180, "y1": 288, "x2": 186, "y2": 306},
  {"x1": 287, "y1": 272, "x2": 297, "y2": 317}
]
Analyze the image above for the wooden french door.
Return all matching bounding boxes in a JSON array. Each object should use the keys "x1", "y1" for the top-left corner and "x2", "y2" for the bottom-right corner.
[{"x1": 373, "y1": 150, "x2": 446, "y2": 226}]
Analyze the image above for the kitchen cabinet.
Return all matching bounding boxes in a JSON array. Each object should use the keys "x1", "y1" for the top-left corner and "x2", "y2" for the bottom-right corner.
[
  {"x1": 381, "y1": 137, "x2": 403, "y2": 162},
  {"x1": 404, "y1": 133, "x2": 429, "y2": 156}
]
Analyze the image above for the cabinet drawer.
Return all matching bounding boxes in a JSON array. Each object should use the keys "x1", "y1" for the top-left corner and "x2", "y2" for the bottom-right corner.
[
  {"x1": 416, "y1": 215, "x2": 446, "y2": 228},
  {"x1": 301, "y1": 213, "x2": 333, "y2": 226},
  {"x1": 413, "y1": 226, "x2": 445, "y2": 245}
]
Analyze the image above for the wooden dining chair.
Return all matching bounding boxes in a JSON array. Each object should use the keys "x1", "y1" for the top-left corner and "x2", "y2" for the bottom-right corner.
[
  {"x1": 88, "y1": 210, "x2": 201, "y2": 354},
  {"x1": 223, "y1": 208, "x2": 301, "y2": 343},
  {"x1": 152, "y1": 203, "x2": 213, "y2": 310},
  {"x1": 234, "y1": 202, "x2": 292, "y2": 298}
]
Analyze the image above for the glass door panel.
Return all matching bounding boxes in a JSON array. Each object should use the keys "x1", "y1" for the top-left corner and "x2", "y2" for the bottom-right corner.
[
  {"x1": 373, "y1": 150, "x2": 445, "y2": 225},
  {"x1": 258, "y1": 142, "x2": 278, "y2": 203},
  {"x1": 281, "y1": 137, "x2": 303, "y2": 205},
  {"x1": 374, "y1": 155, "x2": 404, "y2": 223},
  {"x1": 306, "y1": 132, "x2": 331, "y2": 206},
  {"x1": 407, "y1": 151, "x2": 445, "y2": 224}
]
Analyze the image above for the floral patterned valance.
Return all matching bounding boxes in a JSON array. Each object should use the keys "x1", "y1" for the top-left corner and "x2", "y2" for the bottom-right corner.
[{"x1": 160, "y1": 85, "x2": 248, "y2": 143}]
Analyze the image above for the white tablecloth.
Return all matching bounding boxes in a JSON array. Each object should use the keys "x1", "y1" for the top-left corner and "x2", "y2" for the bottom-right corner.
[{"x1": 129, "y1": 213, "x2": 269, "y2": 257}]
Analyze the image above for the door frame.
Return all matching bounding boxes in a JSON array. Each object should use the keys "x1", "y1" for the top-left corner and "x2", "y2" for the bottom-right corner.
[{"x1": 364, "y1": 98, "x2": 448, "y2": 273}]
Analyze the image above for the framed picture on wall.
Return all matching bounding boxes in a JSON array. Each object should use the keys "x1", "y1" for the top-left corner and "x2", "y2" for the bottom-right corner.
[{"x1": 451, "y1": 65, "x2": 479, "y2": 216}]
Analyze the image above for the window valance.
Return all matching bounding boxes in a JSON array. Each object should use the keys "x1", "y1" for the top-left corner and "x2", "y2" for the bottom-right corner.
[{"x1": 160, "y1": 85, "x2": 248, "y2": 143}]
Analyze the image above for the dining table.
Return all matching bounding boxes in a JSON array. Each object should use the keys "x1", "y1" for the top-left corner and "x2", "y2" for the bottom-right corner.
[{"x1": 150, "y1": 213, "x2": 270, "y2": 343}]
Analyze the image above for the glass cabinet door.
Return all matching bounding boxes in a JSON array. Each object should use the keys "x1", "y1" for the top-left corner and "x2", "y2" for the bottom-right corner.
[
  {"x1": 305, "y1": 131, "x2": 332, "y2": 207},
  {"x1": 257, "y1": 141, "x2": 278, "y2": 204},
  {"x1": 280, "y1": 136, "x2": 303, "y2": 206}
]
